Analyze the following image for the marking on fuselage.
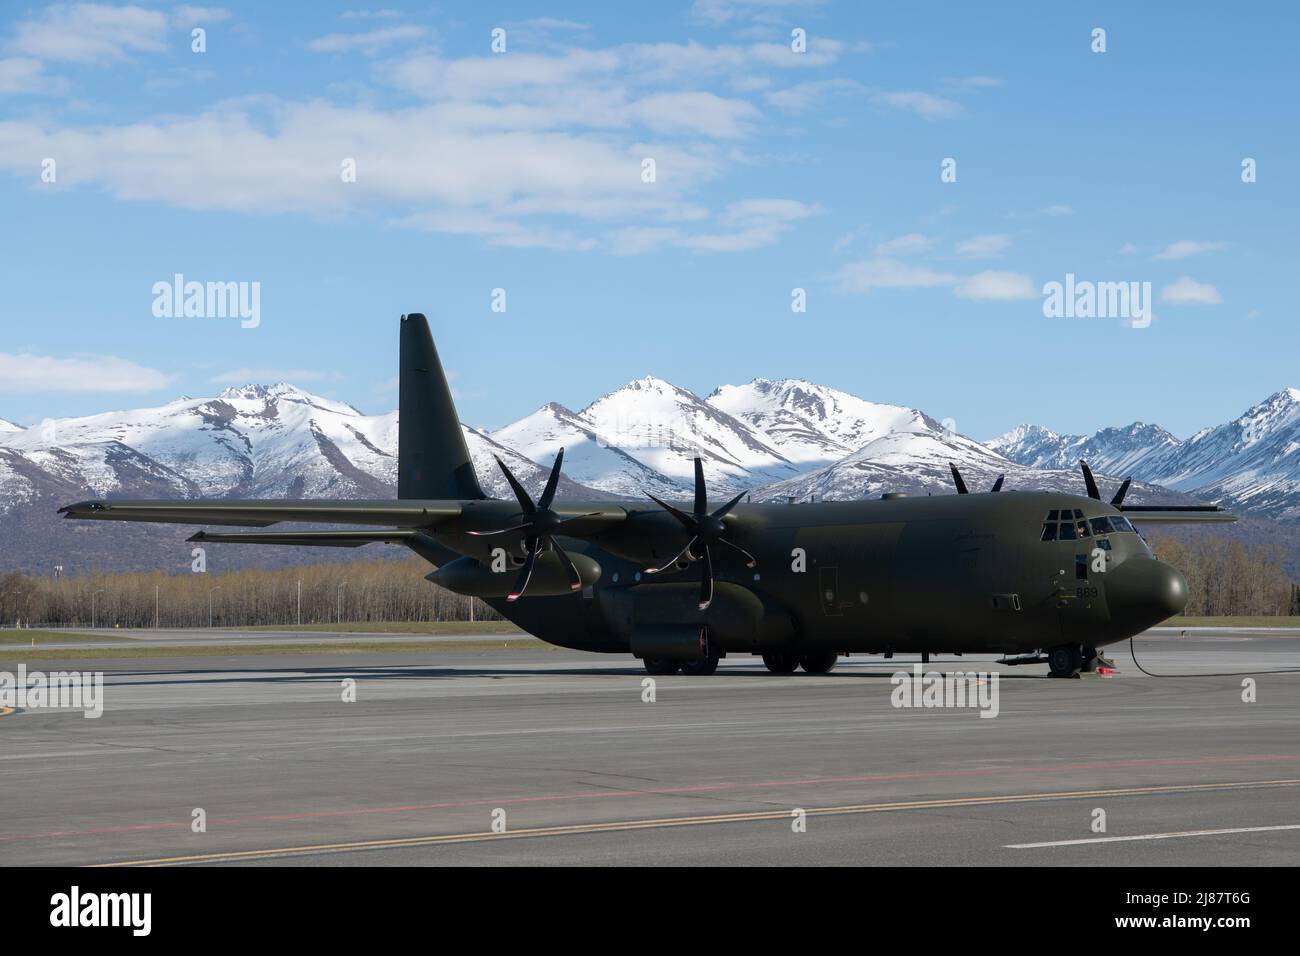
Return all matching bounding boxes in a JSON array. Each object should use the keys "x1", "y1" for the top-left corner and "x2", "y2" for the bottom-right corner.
[{"x1": 91, "y1": 777, "x2": 1300, "y2": 866}]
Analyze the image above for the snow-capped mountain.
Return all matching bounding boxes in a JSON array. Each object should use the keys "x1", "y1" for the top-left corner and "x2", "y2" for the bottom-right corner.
[
  {"x1": 6, "y1": 376, "x2": 1300, "y2": 573},
  {"x1": 492, "y1": 376, "x2": 801, "y2": 496},
  {"x1": 0, "y1": 384, "x2": 613, "y2": 516},
  {"x1": 706, "y1": 378, "x2": 925, "y2": 467},
  {"x1": 991, "y1": 389, "x2": 1300, "y2": 521},
  {"x1": 0, "y1": 418, "x2": 21, "y2": 433},
  {"x1": 988, "y1": 422, "x2": 1181, "y2": 475}
]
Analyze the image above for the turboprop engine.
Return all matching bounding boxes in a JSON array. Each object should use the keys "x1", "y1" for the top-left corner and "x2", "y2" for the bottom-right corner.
[{"x1": 427, "y1": 552, "x2": 602, "y2": 598}]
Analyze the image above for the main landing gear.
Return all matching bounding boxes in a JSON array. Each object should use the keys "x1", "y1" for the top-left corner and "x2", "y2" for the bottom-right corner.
[
  {"x1": 762, "y1": 651, "x2": 838, "y2": 674},
  {"x1": 642, "y1": 654, "x2": 720, "y2": 676}
]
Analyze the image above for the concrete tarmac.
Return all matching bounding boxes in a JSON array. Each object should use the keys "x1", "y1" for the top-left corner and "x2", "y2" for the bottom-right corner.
[{"x1": 2, "y1": 629, "x2": 1298, "y2": 866}]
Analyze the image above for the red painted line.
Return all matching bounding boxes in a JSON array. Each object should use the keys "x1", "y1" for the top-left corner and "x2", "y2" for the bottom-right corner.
[{"x1": 4, "y1": 753, "x2": 1296, "y2": 843}]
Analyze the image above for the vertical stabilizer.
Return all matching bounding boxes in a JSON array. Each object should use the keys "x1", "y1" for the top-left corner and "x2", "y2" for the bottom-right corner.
[{"x1": 398, "y1": 314, "x2": 486, "y2": 500}]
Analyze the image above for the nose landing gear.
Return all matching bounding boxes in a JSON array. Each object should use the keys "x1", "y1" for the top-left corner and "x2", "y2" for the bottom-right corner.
[{"x1": 1047, "y1": 644, "x2": 1083, "y2": 678}]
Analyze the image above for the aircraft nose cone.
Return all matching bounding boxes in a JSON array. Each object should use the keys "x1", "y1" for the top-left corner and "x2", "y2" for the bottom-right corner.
[{"x1": 1107, "y1": 558, "x2": 1188, "y2": 632}]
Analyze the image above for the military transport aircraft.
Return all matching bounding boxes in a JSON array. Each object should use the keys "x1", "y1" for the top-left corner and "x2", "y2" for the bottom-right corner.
[{"x1": 59, "y1": 314, "x2": 1234, "y2": 678}]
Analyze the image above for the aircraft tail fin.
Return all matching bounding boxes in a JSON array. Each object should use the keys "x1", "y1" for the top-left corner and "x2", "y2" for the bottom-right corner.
[{"x1": 398, "y1": 313, "x2": 486, "y2": 501}]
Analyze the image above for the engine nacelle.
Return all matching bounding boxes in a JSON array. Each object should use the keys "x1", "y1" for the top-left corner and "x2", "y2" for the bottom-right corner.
[{"x1": 427, "y1": 553, "x2": 602, "y2": 598}]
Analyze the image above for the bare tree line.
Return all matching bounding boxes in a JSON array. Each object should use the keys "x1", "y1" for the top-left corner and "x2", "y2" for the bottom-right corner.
[
  {"x1": 1146, "y1": 533, "x2": 1296, "y2": 616},
  {"x1": 0, "y1": 535, "x2": 1294, "y2": 628},
  {"x1": 0, "y1": 557, "x2": 500, "y2": 629}
]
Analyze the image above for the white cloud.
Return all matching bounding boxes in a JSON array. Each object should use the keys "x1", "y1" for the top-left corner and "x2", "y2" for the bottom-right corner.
[
  {"x1": 1153, "y1": 239, "x2": 1227, "y2": 260},
  {"x1": 1040, "y1": 204, "x2": 1072, "y2": 216},
  {"x1": 13, "y1": 3, "x2": 168, "y2": 64},
  {"x1": 307, "y1": 25, "x2": 429, "y2": 55},
  {"x1": 871, "y1": 90, "x2": 961, "y2": 120},
  {"x1": 1160, "y1": 276, "x2": 1222, "y2": 305},
  {"x1": 0, "y1": 58, "x2": 45, "y2": 95},
  {"x1": 690, "y1": 0, "x2": 828, "y2": 25},
  {"x1": 954, "y1": 270, "x2": 1037, "y2": 300},
  {"x1": 953, "y1": 234, "x2": 1011, "y2": 259},
  {"x1": 831, "y1": 258, "x2": 958, "y2": 294},
  {"x1": 0, "y1": 353, "x2": 172, "y2": 392},
  {"x1": 873, "y1": 233, "x2": 931, "y2": 255},
  {"x1": 765, "y1": 78, "x2": 863, "y2": 111},
  {"x1": 1117, "y1": 242, "x2": 1138, "y2": 255}
]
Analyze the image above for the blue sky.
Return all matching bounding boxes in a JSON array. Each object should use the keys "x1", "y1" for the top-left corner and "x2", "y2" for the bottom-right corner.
[{"x1": 0, "y1": 0, "x2": 1295, "y2": 441}]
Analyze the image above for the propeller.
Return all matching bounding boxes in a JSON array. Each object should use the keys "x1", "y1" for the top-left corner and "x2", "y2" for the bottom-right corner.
[
  {"x1": 467, "y1": 448, "x2": 598, "y2": 602},
  {"x1": 950, "y1": 463, "x2": 1005, "y2": 494},
  {"x1": 644, "y1": 457, "x2": 756, "y2": 611},
  {"x1": 1079, "y1": 460, "x2": 1132, "y2": 506}
]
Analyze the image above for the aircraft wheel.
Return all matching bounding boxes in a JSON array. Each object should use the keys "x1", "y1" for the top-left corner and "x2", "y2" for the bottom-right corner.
[
  {"x1": 762, "y1": 652, "x2": 799, "y2": 674},
  {"x1": 643, "y1": 658, "x2": 680, "y2": 676},
  {"x1": 680, "y1": 655, "x2": 719, "y2": 676},
  {"x1": 1047, "y1": 644, "x2": 1083, "y2": 678},
  {"x1": 799, "y1": 652, "x2": 839, "y2": 674}
]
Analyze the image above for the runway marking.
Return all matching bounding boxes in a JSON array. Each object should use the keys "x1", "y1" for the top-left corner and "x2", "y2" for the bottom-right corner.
[
  {"x1": 10, "y1": 753, "x2": 1299, "y2": 843},
  {"x1": 1007, "y1": 823, "x2": 1300, "y2": 849},
  {"x1": 93, "y1": 777, "x2": 1300, "y2": 866},
  {"x1": 0, "y1": 706, "x2": 15, "y2": 717}
]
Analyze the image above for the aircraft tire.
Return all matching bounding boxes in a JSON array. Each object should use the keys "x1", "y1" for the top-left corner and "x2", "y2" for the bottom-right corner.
[
  {"x1": 643, "y1": 658, "x2": 680, "y2": 676},
  {"x1": 680, "y1": 655, "x2": 719, "y2": 676},
  {"x1": 762, "y1": 652, "x2": 799, "y2": 674},
  {"x1": 799, "y1": 652, "x2": 839, "y2": 674},
  {"x1": 1047, "y1": 644, "x2": 1083, "y2": 678}
]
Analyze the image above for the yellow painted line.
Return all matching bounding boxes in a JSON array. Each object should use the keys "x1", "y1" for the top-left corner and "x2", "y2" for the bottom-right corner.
[
  {"x1": 0, "y1": 706, "x2": 16, "y2": 717},
  {"x1": 94, "y1": 777, "x2": 1300, "y2": 867}
]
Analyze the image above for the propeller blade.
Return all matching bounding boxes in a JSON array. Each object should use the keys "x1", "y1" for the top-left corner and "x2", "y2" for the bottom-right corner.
[
  {"x1": 646, "y1": 493, "x2": 696, "y2": 529},
  {"x1": 550, "y1": 540, "x2": 583, "y2": 592},
  {"x1": 950, "y1": 463, "x2": 969, "y2": 495},
  {"x1": 1079, "y1": 460, "x2": 1101, "y2": 500},
  {"x1": 693, "y1": 457, "x2": 707, "y2": 517},
  {"x1": 646, "y1": 537, "x2": 698, "y2": 575},
  {"x1": 495, "y1": 457, "x2": 537, "y2": 514},
  {"x1": 990, "y1": 474, "x2": 1004, "y2": 493},
  {"x1": 714, "y1": 536, "x2": 757, "y2": 568},
  {"x1": 698, "y1": 545, "x2": 714, "y2": 611},
  {"x1": 1110, "y1": 478, "x2": 1132, "y2": 507},
  {"x1": 711, "y1": 489, "x2": 747, "y2": 519},
  {"x1": 538, "y1": 447, "x2": 564, "y2": 510},
  {"x1": 506, "y1": 543, "x2": 539, "y2": 602}
]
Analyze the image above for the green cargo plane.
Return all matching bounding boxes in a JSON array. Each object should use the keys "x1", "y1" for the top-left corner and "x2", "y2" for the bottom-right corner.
[{"x1": 59, "y1": 314, "x2": 1234, "y2": 678}]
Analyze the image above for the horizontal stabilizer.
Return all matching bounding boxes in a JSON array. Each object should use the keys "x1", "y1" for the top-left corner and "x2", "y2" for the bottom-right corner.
[
  {"x1": 59, "y1": 499, "x2": 462, "y2": 528},
  {"x1": 188, "y1": 530, "x2": 428, "y2": 547}
]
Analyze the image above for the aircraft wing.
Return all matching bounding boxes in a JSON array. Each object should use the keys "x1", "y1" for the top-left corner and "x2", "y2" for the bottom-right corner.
[
  {"x1": 187, "y1": 529, "x2": 433, "y2": 546},
  {"x1": 57, "y1": 499, "x2": 463, "y2": 528},
  {"x1": 1120, "y1": 505, "x2": 1237, "y2": 524}
]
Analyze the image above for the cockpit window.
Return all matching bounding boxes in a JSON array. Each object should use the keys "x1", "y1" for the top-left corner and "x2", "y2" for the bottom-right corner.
[
  {"x1": 1058, "y1": 521, "x2": 1077, "y2": 540},
  {"x1": 1111, "y1": 515, "x2": 1136, "y2": 533},
  {"x1": 1090, "y1": 516, "x2": 1113, "y2": 535},
  {"x1": 1040, "y1": 523, "x2": 1057, "y2": 541}
]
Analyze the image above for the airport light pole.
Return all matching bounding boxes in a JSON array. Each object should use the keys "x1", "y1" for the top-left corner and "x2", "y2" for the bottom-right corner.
[
  {"x1": 209, "y1": 586, "x2": 221, "y2": 629},
  {"x1": 91, "y1": 589, "x2": 105, "y2": 629}
]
